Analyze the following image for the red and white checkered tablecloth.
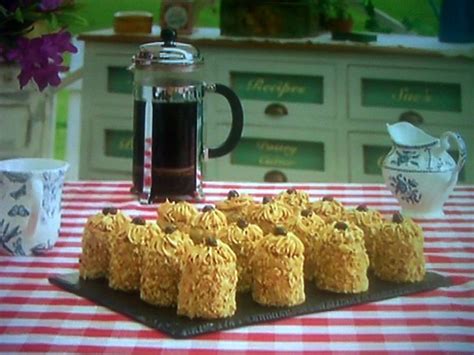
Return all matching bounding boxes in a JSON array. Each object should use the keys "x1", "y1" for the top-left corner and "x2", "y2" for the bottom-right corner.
[{"x1": 1, "y1": 181, "x2": 473, "y2": 353}]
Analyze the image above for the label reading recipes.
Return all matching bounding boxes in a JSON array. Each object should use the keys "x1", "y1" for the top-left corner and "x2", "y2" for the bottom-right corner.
[
  {"x1": 361, "y1": 79, "x2": 461, "y2": 112},
  {"x1": 105, "y1": 129, "x2": 133, "y2": 158},
  {"x1": 231, "y1": 72, "x2": 323, "y2": 104},
  {"x1": 231, "y1": 137, "x2": 324, "y2": 171}
]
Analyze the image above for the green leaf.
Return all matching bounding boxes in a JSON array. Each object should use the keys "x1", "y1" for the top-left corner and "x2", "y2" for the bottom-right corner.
[
  {"x1": 0, "y1": 5, "x2": 8, "y2": 16},
  {"x1": 56, "y1": 12, "x2": 89, "y2": 28},
  {"x1": 14, "y1": 8, "x2": 24, "y2": 23},
  {"x1": 49, "y1": 13, "x2": 59, "y2": 29}
]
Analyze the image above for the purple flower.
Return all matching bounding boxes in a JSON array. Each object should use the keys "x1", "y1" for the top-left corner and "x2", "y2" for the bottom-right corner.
[
  {"x1": 39, "y1": 0, "x2": 62, "y2": 12},
  {"x1": 7, "y1": 30, "x2": 77, "y2": 91}
]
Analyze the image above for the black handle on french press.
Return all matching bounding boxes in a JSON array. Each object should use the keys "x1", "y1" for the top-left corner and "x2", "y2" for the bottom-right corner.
[{"x1": 207, "y1": 84, "x2": 244, "y2": 159}]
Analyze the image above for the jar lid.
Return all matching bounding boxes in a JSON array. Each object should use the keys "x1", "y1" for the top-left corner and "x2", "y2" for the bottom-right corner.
[{"x1": 132, "y1": 28, "x2": 203, "y2": 71}]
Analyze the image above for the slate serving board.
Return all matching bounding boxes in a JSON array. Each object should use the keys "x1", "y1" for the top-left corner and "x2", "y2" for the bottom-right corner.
[{"x1": 49, "y1": 272, "x2": 450, "y2": 339}]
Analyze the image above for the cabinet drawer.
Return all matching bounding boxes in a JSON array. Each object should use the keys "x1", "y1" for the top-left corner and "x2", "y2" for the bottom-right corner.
[
  {"x1": 89, "y1": 117, "x2": 133, "y2": 173},
  {"x1": 212, "y1": 57, "x2": 336, "y2": 127},
  {"x1": 348, "y1": 128, "x2": 474, "y2": 184},
  {"x1": 84, "y1": 53, "x2": 134, "y2": 108},
  {"x1": 205, "y1": 124, "x2": 338, "y2": 182},
  {"x1": 348, "y1": 132, "x2": 391, "y2": 183},
  {"x1": 348, "y1": 65, "x2": 474, "y2": 127}
]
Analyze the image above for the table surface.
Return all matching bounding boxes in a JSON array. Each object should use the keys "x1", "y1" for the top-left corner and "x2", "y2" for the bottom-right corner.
[{"x1": 1, "y1": 181, "x2": 473, "y2": 353}]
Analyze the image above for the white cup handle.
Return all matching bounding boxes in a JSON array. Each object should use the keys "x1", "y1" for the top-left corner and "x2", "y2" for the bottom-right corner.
[{"x1": 24, "y1": 177, "x2": 43, "y2": 239}]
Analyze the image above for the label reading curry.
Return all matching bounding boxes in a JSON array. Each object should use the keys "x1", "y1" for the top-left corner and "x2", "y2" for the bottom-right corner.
[
  {"x1": 361, "y1": 78, "x2": 461, "y2": 112},
  {"x1": 105, "y1": 129, "x2": 133, "y2": 158},
  {"x1": 231, "y1": 137, "x2": 324, "y2": 171},
  {"x1": 231, "y1": 72, "x2": 323, "y2": 103}
]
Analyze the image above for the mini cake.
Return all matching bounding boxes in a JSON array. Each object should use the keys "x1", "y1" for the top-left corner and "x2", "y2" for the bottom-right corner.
[
  {"x1": 251, "y1": 226, "x2": 305, "y2": 307},
  {"x1": 215, "y1": 190, "x2": 254, "y2": 223},
  {"x1": 289, "y1": 209, "x2": 326, "y2": 280},
  {"x1": 140, "y1": 225, "x2": 193, "y2": 306},
  {"x1": 108, "y1": 217, "x2": 161, "y2": 292},
  {"x1": 275, "y1": 188, "x2": 310, "y2": 213},
  {"x1": 375, "y1": 212, "x2": 425, "y2": 283},
  {"x1": 218, "y1": 218, "x2": 264, "y2": 292},
  {"x1": 345, "y1": 204, "x2": 384, "y2": 270},
  {"x1": 79, "y1": 207, "x2": 130, "y2": 279},
  {"x1": 177, "y1": 237, "x2": 237, "y2": 319},
  {"x1": 190, "y1": 205, "x2": 228, "y2": 244},
  {"x1": 315, "y1": 221, "x2": 369, "y2": 294},
  {"x1": 308, "y1": 196, "x2": 345, "y2": 223},
  {"x1": 157, "y1": 199, "x2": 198, "y2": 234},
  {"x1": 249, "y1": 197, "x2": 293, "y2": 234}
]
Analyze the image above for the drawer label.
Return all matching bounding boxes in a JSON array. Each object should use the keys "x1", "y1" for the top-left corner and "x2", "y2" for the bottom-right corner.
[
  {"x1": 231, "y1": 72, "x2": 323, "y2": 103},
  {"x1": 361, "y1": 79, "x2": 461, "y2": 112},
  {"x1": 107, "y1": 66, "x2": 133, "y2": 94},
  {"x1": 105, "y1": 129, "x2": 133, "y2": 158},
  {"x1": 231, "y1": 137, "x2": 324, "y2": 171}
]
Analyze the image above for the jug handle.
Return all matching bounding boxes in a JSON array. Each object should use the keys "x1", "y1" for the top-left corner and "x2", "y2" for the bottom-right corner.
[
  {"x1": 205, "y1": 83, "x2": 244, "y2": 159},
  {"x1": 440, "y1": 131, "x2": 467, "y2": 173}
]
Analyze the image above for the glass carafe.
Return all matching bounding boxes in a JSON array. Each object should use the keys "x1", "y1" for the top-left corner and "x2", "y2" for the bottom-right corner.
[{"x1": 130, "y1": 29, "x2": 243, "y2": 203}]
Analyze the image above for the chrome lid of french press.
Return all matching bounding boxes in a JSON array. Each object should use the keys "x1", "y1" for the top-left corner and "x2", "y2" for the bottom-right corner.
[{"x1": 132, "y1": 28, "x2": 204, "y2": 71}]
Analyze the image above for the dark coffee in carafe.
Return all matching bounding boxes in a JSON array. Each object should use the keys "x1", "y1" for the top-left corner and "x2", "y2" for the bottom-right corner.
[{"x1": 133, "y1": 100, "x2": 198, "y2": 198}]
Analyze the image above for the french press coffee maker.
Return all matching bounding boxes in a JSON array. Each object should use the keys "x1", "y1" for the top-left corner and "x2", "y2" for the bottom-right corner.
[{"x1": 130, "y1": 29, "x2": 244, "y2": 203}]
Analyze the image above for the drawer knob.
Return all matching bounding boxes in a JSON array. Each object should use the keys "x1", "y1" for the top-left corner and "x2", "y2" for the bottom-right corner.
[
  {"x1": 264, "y1": 103, "x2": 288, "y2": 117},
  {"x1": 398, "y1": 110, "x2": 424, "y2": 126},
  {"x1": 264, "y1": 170, "x2": 288, "y2": 183}
]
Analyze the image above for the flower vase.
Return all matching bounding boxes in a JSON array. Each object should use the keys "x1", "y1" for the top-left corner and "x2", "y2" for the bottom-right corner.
[{"x1": 0, "y1": 64, "x2": 55, "y2": 159}]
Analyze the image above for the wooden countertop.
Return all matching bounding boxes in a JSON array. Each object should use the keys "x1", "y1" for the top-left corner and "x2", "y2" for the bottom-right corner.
[{"x1": 78, "y1": 26, "x2": 474, "y2": 60}]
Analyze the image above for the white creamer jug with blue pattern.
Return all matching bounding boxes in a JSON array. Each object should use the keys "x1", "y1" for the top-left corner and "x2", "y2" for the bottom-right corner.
[{"x1": 382, "y1": 122, "x2": 467, "y2": 218}]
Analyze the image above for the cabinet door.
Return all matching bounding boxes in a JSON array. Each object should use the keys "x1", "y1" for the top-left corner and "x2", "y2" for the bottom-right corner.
[
  {"x1": 211, "y1": 57, "x2": 336, "y2": 128},
  {"x1": 205, "y1": 124, "x2": 338, "y2": 183},
  {"x1": 84, "y1": 53, "x2": 134, "y2": 108},
  {"x1": 348, "y1": 132, "x2": 391, "y2": 183},
  {"x1": 89, "y1": 117, "x2": 133, "y2": 173},
  {"x1": 348, "y1": 65, "x2": 474, "y2": 127}
]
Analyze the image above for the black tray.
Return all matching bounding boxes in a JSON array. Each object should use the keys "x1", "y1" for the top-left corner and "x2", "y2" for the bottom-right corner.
[{"x1": 49, "y1": 272, "x2": 450, "y2": 339}]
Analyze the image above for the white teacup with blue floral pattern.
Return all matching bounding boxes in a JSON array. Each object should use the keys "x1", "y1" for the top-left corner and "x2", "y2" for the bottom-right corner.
[{"x1": 0, "y1": 158, "x2": 69, "y2": 256}]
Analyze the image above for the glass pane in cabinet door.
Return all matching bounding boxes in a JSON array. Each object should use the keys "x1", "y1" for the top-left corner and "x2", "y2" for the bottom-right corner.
[
  {"x1": 107, "y1": 66, "x2": 133, "y2": 94},
  {"x1": 363, "y1": 145, "x2": 390, "y2": 175},
  {"x1": 231, "y1": 137, "x2": 324, "y2": 171},
  {"x1": 105, "y1": 129, "x2": 133, "y2": 158}
]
